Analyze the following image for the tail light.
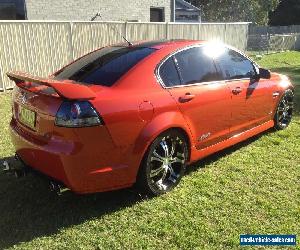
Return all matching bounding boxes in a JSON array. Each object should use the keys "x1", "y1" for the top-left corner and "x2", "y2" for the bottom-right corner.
[{"x1": 55, "y1": 101, "x2": 103, "y2": 127}]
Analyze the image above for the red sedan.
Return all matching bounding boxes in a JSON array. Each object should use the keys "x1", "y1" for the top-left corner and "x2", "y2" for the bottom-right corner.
[{"x1": 7, "y1": 40, "x2": 294, "y2": 196}]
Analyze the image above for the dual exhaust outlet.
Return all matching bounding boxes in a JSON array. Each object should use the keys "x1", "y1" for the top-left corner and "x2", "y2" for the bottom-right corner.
[
  {"x1": 2, "y1": 157, "x2": 28, "y2": 178},
  {"x1": 1, "y1": 155, "x2": 70, "y2": 195},
  {"x1": 49, "y1": 181, "x2": 70, "y2": 195}
]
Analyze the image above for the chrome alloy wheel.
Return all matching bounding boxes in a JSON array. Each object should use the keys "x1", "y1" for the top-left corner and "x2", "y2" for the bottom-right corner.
[
  {"x1": 147, "y1": 134, "x2": 187, "y2": 193},
  {"x1": 276, "y1": 90, "x2": 294, "y2": 129}
]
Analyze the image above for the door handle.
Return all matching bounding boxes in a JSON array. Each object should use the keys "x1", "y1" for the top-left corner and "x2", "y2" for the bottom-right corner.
[
  {"x1": 179, "y1": 93, "x2": 195, "y2": 103},
  {"x1": 232, "y1": 87, "x2": 242, "y2": 95}
]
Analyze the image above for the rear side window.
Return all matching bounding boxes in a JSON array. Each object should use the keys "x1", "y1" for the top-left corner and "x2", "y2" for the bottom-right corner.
[
  {"x1": 54, "y1": 47, "x2": 156, "y2": 87},
  {"x1": 159, "y1": 56, "x2": 181, "y2": 87},
  {"x1": 215, "y1": 48, "x2": 256, "y2": 80},
  {"x1": 174, "y1": 47, "x2": 222, "y2": 85}
]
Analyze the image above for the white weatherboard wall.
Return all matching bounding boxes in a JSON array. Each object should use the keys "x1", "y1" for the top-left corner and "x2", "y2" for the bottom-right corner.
[
  {"x1": 0, "y1": 22, "x2": 73, "y2": 90},
  {"x1": 0, "y1": 21, "x2": 250, "y2": 91}
]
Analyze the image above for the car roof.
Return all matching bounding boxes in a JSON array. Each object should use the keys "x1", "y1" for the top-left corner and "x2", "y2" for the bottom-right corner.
[{"x1": 113, "y1": 39, "x2": 207, "y2": 50}]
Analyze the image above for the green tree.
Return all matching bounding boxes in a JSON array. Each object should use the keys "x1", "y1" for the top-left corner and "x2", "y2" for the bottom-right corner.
[
  {"x1": 189, "y1": 0, "x2": 279, "y2": 25},
  {"x1": 269, "y1": 0, "x2": 300, "y2": 26}
]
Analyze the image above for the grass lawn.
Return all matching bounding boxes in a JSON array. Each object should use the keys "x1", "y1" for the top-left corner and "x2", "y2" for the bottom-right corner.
[{"x1": 0, "y1": 52, "x2": 299, "y2": 250}]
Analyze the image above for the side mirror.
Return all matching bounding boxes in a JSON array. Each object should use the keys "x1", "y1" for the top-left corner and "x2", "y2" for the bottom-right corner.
[{"x1": 259, "y1": 68, "x2": 271, "y2": 79}]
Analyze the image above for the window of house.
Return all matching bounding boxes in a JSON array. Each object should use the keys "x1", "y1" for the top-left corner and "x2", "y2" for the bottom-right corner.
[
  {"x1": 0, "y1": 3, "x2": 16, "y2": 20},
  {"x1": 150, "y1": 7, "x2": 165, "y2": 22},
  {"x1": 0, "y1": 0, "x2": 26, "y2": 20}
]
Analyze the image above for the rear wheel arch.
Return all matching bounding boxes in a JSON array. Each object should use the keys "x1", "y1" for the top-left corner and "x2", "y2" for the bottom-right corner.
[
  {"x1": 133, "y1": 110, "x2": 194, "y2": 153},
  {"x1": 135, "y1": 124, "x2": 192, "y2": 162},
  {"x1": 145, "y1": 127, "x2": 191, "y2": 161}
]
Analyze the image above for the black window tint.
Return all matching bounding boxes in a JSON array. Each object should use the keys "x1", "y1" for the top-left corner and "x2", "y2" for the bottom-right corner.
[
  {"x1": 174, "y1": 47, "x2": 221, "y2": 85},
  {"x1": 54, "y1": 47, "x2": 156, "y2": 87},
  {"x1": 159, "y1": 56, "x2": 181, "y2": 87},
  {"x1": 216, "y1": 49, "x2": 256, "y2": 80}
]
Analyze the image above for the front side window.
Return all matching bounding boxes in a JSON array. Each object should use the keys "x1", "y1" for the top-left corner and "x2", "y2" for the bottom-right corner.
[
  {"x1": 174, "y1": 47, "x2": 222, "y2": 85},
  {"x1": 54, "y1": 47, "x2": 156, "y2": 87},
  {"x1": 215, "y1": 48, "x2": 256, "y2": 80}
]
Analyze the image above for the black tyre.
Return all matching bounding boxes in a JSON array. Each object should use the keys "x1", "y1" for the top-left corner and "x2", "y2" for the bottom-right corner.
[
  {"x1": 274, "y1": 89, "x2": 294, "y2": 130},
  {"x1": 136, "y1": 130, "x2": 188, "y2": 196}
]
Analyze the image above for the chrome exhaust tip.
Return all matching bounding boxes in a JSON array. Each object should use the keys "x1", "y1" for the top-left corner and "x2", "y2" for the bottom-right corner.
[
  {"x1": 2, "y1": 159, "x2": 27, "y2": 177},
  {"x1": 49, "y1": 181, "x2": 70, "y2": 195},
  {"x1": 2, "y1": 161, "x2": 10, "y2": 171}
]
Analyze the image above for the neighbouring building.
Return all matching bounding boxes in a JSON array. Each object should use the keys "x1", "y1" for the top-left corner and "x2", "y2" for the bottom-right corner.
[
  {"x1": 0, "y1": 0, "x2": 201, "y2": 22},
  {"x1": 176, "y1": 0, "x2": 201, "y2": 22}
]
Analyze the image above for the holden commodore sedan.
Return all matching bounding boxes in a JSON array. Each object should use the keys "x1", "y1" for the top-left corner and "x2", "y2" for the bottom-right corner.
[{"x1": 6, "y1": 40, "x2": 294, "y2": 196}]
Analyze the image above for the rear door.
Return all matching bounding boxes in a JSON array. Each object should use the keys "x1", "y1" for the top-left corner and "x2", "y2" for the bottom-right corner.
[{"x1": 159, "y1": 46, "x2": 232, "y2": 150}]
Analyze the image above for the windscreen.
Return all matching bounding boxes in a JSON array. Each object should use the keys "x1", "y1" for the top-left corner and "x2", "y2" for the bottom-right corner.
[{"x1": 54, "y1": 46, "x2": 156, "y2": 87}]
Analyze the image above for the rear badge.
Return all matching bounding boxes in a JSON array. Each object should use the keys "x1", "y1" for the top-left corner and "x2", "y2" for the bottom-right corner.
[{"x1": 21, "y1": 93, "x2": 27, "y2": 105}]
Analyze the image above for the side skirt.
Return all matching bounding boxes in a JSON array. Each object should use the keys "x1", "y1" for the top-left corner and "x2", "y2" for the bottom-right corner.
[{"x1": 189, "y1": 120, "x2": 274, "y2": 164}]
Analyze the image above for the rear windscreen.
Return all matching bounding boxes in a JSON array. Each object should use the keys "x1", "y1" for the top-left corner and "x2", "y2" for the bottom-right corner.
[{"x1": 54, "y1": 46, "x2": 156, "y2": 87}]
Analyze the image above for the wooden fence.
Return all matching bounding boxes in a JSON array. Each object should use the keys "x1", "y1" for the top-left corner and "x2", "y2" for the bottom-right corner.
[
  {"x1": 248, "y1": 25, "x2": 300, "y2": 52},
  {"x1": 0, "y1": 21, "x2": 250, "y2": 91}
]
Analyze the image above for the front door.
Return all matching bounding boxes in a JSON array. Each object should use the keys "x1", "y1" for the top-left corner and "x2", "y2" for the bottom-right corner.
[{"x1": 214, "y1": 47, "x2": 273, "y2": 135}]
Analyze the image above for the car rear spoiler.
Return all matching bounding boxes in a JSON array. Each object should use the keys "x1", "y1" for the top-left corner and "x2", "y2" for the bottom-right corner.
[{"x1": 7, "y1": 71, "x2": 96, "y2": 100}]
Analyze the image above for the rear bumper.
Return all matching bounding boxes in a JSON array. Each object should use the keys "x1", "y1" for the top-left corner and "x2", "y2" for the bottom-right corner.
[{"x1": 9, "y1": 118, "x2": 136, "y2": 194}]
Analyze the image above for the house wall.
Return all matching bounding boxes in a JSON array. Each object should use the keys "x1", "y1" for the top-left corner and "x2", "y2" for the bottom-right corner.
[{"x1": 24, "y1": 0, "x2": 172, "y2": 21}]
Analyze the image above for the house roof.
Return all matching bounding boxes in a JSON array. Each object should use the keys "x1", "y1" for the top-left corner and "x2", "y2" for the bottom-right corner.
[{"x1": 175, "y1": 0, "x2": 200, "y2": 11}]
